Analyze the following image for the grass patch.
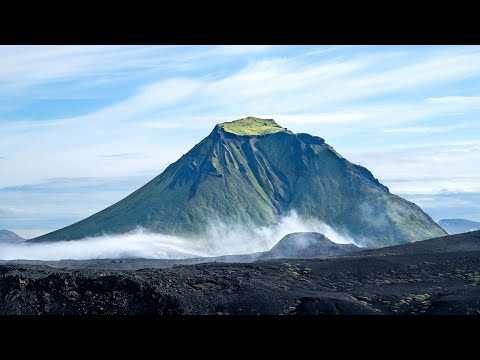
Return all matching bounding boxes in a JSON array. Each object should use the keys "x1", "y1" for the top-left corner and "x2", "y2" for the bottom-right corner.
[{"x1": 219, "y1": 116, "x2": 291, "y2": 136}]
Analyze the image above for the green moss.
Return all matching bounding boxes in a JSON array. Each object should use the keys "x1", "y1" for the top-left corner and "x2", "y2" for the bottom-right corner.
[
  {"x1": 31, "y1": 116, "x2": 446, "y2": 246},
  {"x1": 219, "y1": 116, "x2": 292, "y2": 136}
]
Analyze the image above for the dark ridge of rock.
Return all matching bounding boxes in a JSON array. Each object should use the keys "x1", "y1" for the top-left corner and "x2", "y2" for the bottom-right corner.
[
  {"x1": 2, "y1": 231, "x2": 480, "y2": 315},
  {"x1": 265, "y1": 232, "x2": 359, "y2": 259},
  {"x1": 356, "y1": 230, "x2": 480, "y2": 256}
]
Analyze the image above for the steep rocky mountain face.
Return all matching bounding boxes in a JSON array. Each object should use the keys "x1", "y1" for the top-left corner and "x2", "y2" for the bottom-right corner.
[
  {"x1": 0, "y1": 230, "x2": 24, "y2": 243},
  {"x1": 31, "y1": 116, "x2": 446, "y2": 247},
  {"x1": 438, "y1": 219, "x2": 480, "y2": 235}
]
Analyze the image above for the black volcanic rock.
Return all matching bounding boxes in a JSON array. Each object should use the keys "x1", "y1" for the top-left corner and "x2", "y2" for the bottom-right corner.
[
  {"x1": 3, "y1": 231, "x2": 480, "y2": 315},
  {"x1": 265, "y1": 232, "x2": 359, "y2": 259},
  {"x1": 357, "y1": 230, "x2": 480, "y2": 256}
]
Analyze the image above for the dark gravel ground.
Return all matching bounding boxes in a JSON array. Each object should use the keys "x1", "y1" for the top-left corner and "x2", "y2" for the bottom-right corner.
[{"x1": 1, "y1": 231, "x2": 479, "y2": 315}]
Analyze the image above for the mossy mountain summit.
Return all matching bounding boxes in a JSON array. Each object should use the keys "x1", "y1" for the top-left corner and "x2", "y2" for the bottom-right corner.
[
  {"x1": 218, "y1": 116, "x2": 292, "y2": 136},
  {"x1": 31, "y1": 117, "x2": 446, "y2": 247}
]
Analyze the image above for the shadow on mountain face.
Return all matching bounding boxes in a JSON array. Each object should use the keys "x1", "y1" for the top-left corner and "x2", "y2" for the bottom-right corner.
[{"x1": 31, "y1": 117, "x2": 445, "y2": 248}]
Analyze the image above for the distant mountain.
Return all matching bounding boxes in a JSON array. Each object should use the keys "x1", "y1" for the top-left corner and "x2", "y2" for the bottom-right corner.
[
  {"x1": 438, "y1": 219, "x2": 480, "y2": 235},
  {"x1": 185, "y1": 232, "x2": 361, "y2": 263},
  {"x1": 358, "y1": 230, "x2": 480, "y2": 257},
  {"x1": 0, "y1": 230, "x2": 24, "y2": 243},
  {"x1": 31, "y1": 116, "x2": 446, "y2": 247},
  {"x1": 265, "y1": 232, "x2": 359, "y2": 259}
]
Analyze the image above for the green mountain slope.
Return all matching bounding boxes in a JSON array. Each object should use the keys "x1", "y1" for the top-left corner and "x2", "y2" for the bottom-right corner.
[{"x1": 30, "y1": 116, "x2": 446, "y2": 247}]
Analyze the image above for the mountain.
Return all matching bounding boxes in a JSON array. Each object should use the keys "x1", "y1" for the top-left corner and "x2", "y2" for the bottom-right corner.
[
  {"x1": 198, "y1": 232, "x2": 361, "y2": 263},
  {"x1": 264, "y1": 232, "x2": 359, "y2": 259},
  {"x1": 0, "y1": 230, "x2": 24, "y2": 243},
  {"x1": 30, "y1": 116, "x2": 446, "y2": 247},
  {"x1": 357, "y1": 230, "x2": 480, "y2": 256},
  {"x1": 438, "y1": 219, "x2": 480, "y2": 235}
]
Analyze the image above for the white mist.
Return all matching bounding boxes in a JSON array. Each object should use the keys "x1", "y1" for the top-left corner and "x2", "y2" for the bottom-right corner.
[{"x1": 0, "y1": 211, "x2": 355, "y2": 260}]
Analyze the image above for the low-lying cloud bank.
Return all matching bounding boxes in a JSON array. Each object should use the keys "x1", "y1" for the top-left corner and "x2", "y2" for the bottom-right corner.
[{"x1": 0, "y1": 211, "x2": 355, "y2": 261}]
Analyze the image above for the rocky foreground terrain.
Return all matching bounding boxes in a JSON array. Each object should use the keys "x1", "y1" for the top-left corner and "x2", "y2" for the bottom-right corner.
[{"x1": 1, "y1": 231, "x2": 480, "y2": 315}]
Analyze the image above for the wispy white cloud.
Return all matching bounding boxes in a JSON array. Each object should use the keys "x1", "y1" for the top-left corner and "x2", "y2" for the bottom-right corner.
[
  {"x1": 382, "y1": 123, "x2": 471, "y2": 133},
  {"x1": 426, "y1": 95, "x2": 480, "y2": 105},
  {"x1": 0, "y1": 45, "x2": 272, "y2": 94},
  {"x1": 399, "y1": 192, "x2": 480, "y2": 222},
  {"x1": 3, "y1": 47, "x2": 480, "y2": 191},
  {"x1": 84, "y1": 78, "x2": 201, "y2": 122},
  {"x1": 339, "y1": 49, "x2": 480, "y2": 96},
  {"x1": 137, "y1": 121, "x2": 185, "y2": 129},
  {"x1": 345, "y1": 141, "x2": 480, "y2": 194},
  {"x1": 2, "y1": 45, "x2": 480, "y2": 232},
  {"x1": 0, "y1": 175, "x2": 156, "y2": 238},
  {"x1": 100, "y1": 152, "x2": 147, "y2": 159},
  {"x1": 0, "y1": 45, "x2": 144, "y2": 90},
  {"x1": 211, "y1": 45, "x2": 273, "y2": 56},
  {"x1": 7, "y1": 47, "x2": 480, "y2": 131},
  {"x1": 191, "y1": 46, "x2": 480, "y2": 114}
]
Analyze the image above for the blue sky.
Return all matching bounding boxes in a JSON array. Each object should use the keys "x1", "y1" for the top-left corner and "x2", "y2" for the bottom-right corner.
[{"x1": 1, "y1": 45, "x2": 480, "y2": 238}]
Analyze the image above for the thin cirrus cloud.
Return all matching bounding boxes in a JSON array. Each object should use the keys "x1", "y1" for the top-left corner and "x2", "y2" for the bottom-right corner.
[
  {"x1": 344, "y1": 140, "x2": 480, "y2": 195},
  {"x1": 0, "y1": 45, "x2": 272, "y2": 92},
  {"x1": 192, "y1": 47, "x2": 480, "y2": 113},
  {"x1": 100, "y1": 152, "x2": 147, "y2": 159},
  {"x1": 121, "y1": 49, "x2": 480, "y2": 133},
  {"x1": 399, "y1": 192, "x2": 480, "y2": 223},
  {"x1": 5, "y1": 47, "x2": 480, "y2": 131},
  {"x1": 382, "y1": 124, "x2": 471, "y2": 134},
  {"x1": 426, "y1": 95, "x2": 480, "y2": 105},
  {"x1": 143, "y1": 48, "x2": 480, "y2": 126},
  {"x1": 0, "y1": 45, "x2": 145, "y2": 90},
  {"x1": 2, "y1": 45, "x2": 480, "y2": 236}
]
